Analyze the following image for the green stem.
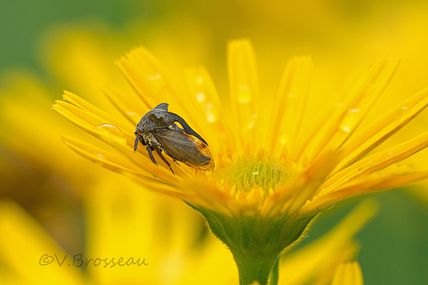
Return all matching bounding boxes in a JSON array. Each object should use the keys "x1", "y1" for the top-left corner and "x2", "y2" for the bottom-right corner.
[
  {"x1": 268, "y1": 256, "x2": 279, "y2": 285},
  {"x1": 234, "y1": 252, "x2": 279, "y2": 285}
]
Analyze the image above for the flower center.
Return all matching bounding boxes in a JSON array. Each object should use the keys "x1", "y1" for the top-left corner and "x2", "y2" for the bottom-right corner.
[{"x1": 219, "y1": 153, "x2": 288, "y2": 192}]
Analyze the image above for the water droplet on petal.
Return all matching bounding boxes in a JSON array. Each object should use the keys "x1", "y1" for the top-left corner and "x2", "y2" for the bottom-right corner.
[
  {"x1": 115, "y1": 137, "x2": 128, "y2": 146},
  {"x1": 339, "y1": 108, "x2": 361, "y2": 134},
  {"x1": 95, "y1": 123, "x2": 124, "y2": 136},
  {"x1": 335, "y1": 101, "x2": 345, "y2": 108},
  {"x1": 195, "y1": 91, "x2": 206, "y2": 102},
  {"x1": 206, "y1": 110, "x2": 217, "y2": 123},
  {"x1": 125, "y1": 111, "x2": 140, "y2": 123},
  {"x1": 340, "y1": 125, "x2": 351, "y2": 133},
  {"x1": 237, "y1": 84, "x2": 251, "y2": 103},
  {"x1": 93, "y1": 153, "x2": 105, "y2": 166},
  {"x1": 395, "y1": 106, "x2": 409, "y2": 120},
  {"x1": 195, "y1": 75, "x2": 204, "y2": 85},
  {"x1": 280, "y1": 136, "x2": 288, "y2": 146},
  {"x1": 95, "y1": 123, "x2": 128, "y2": 145},
  {"x1": 95, "y1": 153, "x2": 105, "y2": 160},
  {"x1": 126, "y1": 111, "x2": 138, "y2": 117},
  {"x1": 146, "y1": 73, "x2": 162, "y2": 81},
  {"x1": 246, "y1": 113, "x2": 258, "y2": 129},
  {"x1": 204, "y1": 103, "x2": 217, "y2": 123},
  {"x1": 348, "y1": 107, "x2": 361, "y2": 113},
  {"x1": 287, "y1": 92, "x2": 296, "y2": 99}
]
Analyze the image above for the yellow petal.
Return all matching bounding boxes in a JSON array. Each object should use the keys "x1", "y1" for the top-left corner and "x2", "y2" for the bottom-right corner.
[
  {"x1": 325, "y1": 131, "x2": 428, "y2": 191},
  {"x1": 305, "y1": 169, "x2": 428, "y2": 213},
  {"x1": 338, "y1": 86, "x2": 428, "y2": 169},
  {"x1": 184, "y1": 66, "x2": 231, "y2": 155},
  {"x1": 269, "y1": 57, "x2": 313, "y2": 158},
  {"x1": 62, "y1": 137, "x2": 188, "y2": 199},
  {"x1": 104, "y1": 86, "x2": 150, "y2": 126},
  {"x1": 227, "y1": 39, "x2": 260, "y2": 151},
  {"x1": 63, "y1": 136, "x2": 148, "y2": 177},
  {"x1": 63, "y1": 90, "x2": 117, "y2": 123},
  {"x1": 281, "y1": 150, "x2": 340, "y2": 215},
  {"x1": 331, "y1": 262, "x2": 364, "y2": 285},
  {"x1": 116, "y1": 46, "x2": 167, "y2": 108},
  {"x1": 303, "y1": 59, "x2": 399, "y2": 163}
]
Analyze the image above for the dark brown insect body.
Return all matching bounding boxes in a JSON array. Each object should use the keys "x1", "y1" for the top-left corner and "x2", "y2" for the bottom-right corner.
[{"x1": 134, "y1": 103, "x2": 214, "y2": 173}]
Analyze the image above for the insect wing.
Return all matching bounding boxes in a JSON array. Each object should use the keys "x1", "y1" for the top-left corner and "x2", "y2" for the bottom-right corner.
[{"x1": 152, "y1": 129, "x2": 214, "y2": 170}]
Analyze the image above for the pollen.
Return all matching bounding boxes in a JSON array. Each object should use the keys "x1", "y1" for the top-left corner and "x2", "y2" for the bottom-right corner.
[{"x1": 218, "y1": 153, "x2": 289, "y2": 192}]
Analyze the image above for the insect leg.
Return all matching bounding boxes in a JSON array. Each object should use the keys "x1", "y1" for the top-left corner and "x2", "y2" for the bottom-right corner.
[
  {"x1": 146, "y1": 146, "x2": 157, "y2": 165},
  {"x1": 134, "y1": 133, "x2": 141, "y2": 151},
  {"x1": 154, "y1": 147, "x2": 175, "y2": 174}
]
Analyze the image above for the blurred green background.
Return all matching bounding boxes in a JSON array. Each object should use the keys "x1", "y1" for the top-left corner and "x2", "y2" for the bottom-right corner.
[
  {"x1": 0, "y1": 0, "x2": 126, "y2": 71},
  {"x1": 1, "y1": 1, "x2": 428, "y2": 284},
  {"x1": 308, "y1": 191, "x2": 428, "y2": 284}
]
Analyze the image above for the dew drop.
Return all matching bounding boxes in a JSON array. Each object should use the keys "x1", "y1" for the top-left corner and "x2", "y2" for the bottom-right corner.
[
  {"x1": 340, "y1": 125, "x2": 351, "y2": 133},
  {"x1": 145, "y1": 73, "x2": 165, "y2": 93},
  {"x1": 237, "y1": 84, "x2": 251, "y2": 103},
  {"x1": 94, "y1": 153, "x2": 105, "y2": 166},
  {"x1": 395, "y1": 106, "x2": 409, "y2": 120},
  {"x1": 95, "y1": 153, "x2": 105, "y2": 160},
  {"x1": 280, "y1": 136, "x2": 288, "y2": 146},
  {"x1": 95, "y1": 123, "x2": 125, "y2": 136},
  {"x1": 95, "y1": 123, "x2": 128, "y2": 145},
  {"x1": 195, "y1": 91, "x2": 206, "y2": 102},
  {"x1": 206, "y1": 111, "x2": 217, "y2": 123},
  {"x1": 246, "y1": 113, "x2": 258, "y2": 129},
  {"x1": 115, "y1": 137, "x2": 128, "y2": 146},
  {"x1": 205, "y1": 103, "x2": 217, "y2": 123},
  {"x1": 126, "y1": 111, "x2": 138, "y2": 117},
  {"x1": 146, "y1": 73, "x2": 162, "y2": 81},
  {"x1": 348, "y1": 107, "x2": 361, "y2": 113},
  {"x1": 195, "y1": 75, "x2": 204, "y2": 85},
  {"x1": 335, "y1": 101, "x2": 345, "y2": 108},
  {"x1": 287, "y1": 92, "x2": 296, "y2": 99},
  {"x1": 339, "y1": 108, "x2": 361, "y2": 134}
]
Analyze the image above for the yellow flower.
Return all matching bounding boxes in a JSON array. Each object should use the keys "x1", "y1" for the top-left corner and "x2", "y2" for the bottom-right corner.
[
  {"x1": 0, "y1": 73, "x2": 103, "y2": 249},
  {"x1": 331, "y1": 262, "x2": 364, "y2": 285},
  {"x1": 0, "y1": 73, "x2": 98, "y2": 189},
  {"x1": 280, "y1": 201, "x2": 375, "y2": 285},
  {"x1": 0, "y1": 176, "x2": 375, "y2": 285},
  {"x1": 53, "y1": 39, "x2": 428, "y2": 284}
]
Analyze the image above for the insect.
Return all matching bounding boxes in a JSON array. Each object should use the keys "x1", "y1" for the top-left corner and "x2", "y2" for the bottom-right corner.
[{"x1": 134, "y1": 103, "x2": 214, "y2": 173}]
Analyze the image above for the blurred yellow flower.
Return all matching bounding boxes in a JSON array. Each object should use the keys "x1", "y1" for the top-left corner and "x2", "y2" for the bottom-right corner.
[
  {"x1": 53, "y1": 39, "x2": 428, "y2": 284},
  {"x1": 0, "y1": 177, "x2": 375, "y2": 284},
  {"x1": 0, "y1": 73, "x2": 101, "y2": 251},
  {"x1": 0, "y1": 73, "x2": 98, "y2": 189},
  {"x1": 280, "y1": 200, "x2": 375, "y2": 285},
  {"x1": 331, "y1": 262, "x2": 364, "y2": 285}
]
